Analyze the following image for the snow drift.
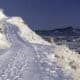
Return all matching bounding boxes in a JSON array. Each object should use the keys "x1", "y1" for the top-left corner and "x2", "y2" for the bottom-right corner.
[
  {"x1": 6, "y1": 16, "x2": 50, "y2": 45},
  {"x1": 0, "y1": 9, "x2": 50, "y2": 48},
  {"x1": 0, "y1": 9, "x2": 79, "y2": 80}
]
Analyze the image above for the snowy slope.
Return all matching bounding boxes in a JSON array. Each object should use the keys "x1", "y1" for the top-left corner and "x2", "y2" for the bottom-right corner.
[
  {"x1": 6, "y1": 17, "x2": 50, "y2": 45},
  {"x1": 0, "y1": 9, "x2": 79, "y2": 80},
  {"x1": 35, "y1": 27, "x2": 80, "y2": 53},
  {"x1": 0, "y1": 21, "x2": 72, "y2": 80}
]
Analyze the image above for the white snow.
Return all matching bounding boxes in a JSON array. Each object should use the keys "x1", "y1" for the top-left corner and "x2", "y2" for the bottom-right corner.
[
  {"x1": 0, "y1": 24, "x2": 11, "y2": 49},
  {"x1": 0, "y1": 9, "x2": 79, "y2": 80},
  {"x1": 0, "y1": 9, "x2": 7, "y2": 19},
  {"x1": 48, "y1": 45, "x2": 80, "y2": 80},
  {"x1": 7, "y1": 17, "x2": 50, "y2": 45}
]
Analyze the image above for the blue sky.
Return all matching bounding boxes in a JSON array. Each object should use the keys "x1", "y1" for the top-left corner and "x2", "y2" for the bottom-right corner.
[{"x1": 0, "y1": 0, "x2": 80, "y2": 30}]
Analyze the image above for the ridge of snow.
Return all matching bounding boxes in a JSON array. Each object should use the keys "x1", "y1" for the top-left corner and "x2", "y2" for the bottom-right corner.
[
  {"x1": 0, "y1": 9, "x2": 7, "y2": 19},
  {"x1": 0, "y1": 9, "x2": 79, "y2": 80},
  {"x1": 0, "y1": 23, "x2": 11, "y2": 49},
  {"x1": 48, "y1": 45, "x2": 80, "y2": 80},
  {"x1": 6, "y1": 17, "x2": 51, "y2": 45},
  {"x1": 0, "y1": 9, "x2": 50, "y2": 45}
]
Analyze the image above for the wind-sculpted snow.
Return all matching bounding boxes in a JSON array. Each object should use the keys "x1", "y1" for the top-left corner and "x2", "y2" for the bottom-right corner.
[
  {"x1": 0, "y1": 20, "x2": 73, "y2": 80},
  {"x1": 6, "y1": 17, "x2": 50, "y2": 45},
  {"x1": 32, "y1": 44, "x2": 73, "y2": 80},
  {"x1": 0, "y1": 21, "x2": 41, "y2": 80},
  {"x1": 0, "y1": 10, "x2": 74, "y2": 80}
]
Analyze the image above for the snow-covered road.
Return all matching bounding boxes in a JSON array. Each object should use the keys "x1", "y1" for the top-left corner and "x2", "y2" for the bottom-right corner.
[{"x1": 0, "y1": 20, "x2": 73, "y2": 80}]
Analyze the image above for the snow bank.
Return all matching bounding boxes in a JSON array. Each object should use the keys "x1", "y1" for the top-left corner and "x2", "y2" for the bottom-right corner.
[
  {"x1": 7, "y1": 17, "x2": 50, "y2": 45},
  {"x1": 0, "y1": 34, "x2": 11, "y2": 49},
  {"x1": 0, "y1": 9, "x2": 50, "y2": 45},
  {"x1": 0, "y1": 9, "x2": 7, "y2": 19},
  {"x1": 48, "y1": 45, "x2": 80, "y2": 80},
  {"x1": 0, "y1": 9, "x2": 79, "y2": 80},
  {"x1": 0, "y1": 24, "x2": 11, "y2": 49}
]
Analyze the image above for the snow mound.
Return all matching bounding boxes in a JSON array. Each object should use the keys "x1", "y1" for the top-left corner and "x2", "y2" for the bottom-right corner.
[
  {"x1": 0, "y1": 24, "x2": 11, "y2": 49},
  {"x1": 48, "y1": 45, "x2": 80, "y2": 80},
  {"x1": 6, "y1": 17, "x2": 50, "y2": 45},
  {"x1": 0, "y1": 33, "x2": 11, "y2": 49},
  {"x1": 0, "y1": 9, "x2": 7, "y2": 19},
  {"x1": 0, "y1": 9, "x2": 78, "y2": 80},
  {"x1": 0, "y1": 9, "x2": 50, "y2": 45}
]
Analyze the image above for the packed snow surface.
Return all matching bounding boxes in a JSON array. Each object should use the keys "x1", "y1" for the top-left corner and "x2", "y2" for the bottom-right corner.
[{"x1": 0, "y1": 10, "x2": 79, "y2": 80}]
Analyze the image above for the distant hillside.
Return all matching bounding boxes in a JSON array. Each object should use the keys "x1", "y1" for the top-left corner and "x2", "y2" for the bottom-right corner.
[{"x1": 35, "y1": 26, "x2": 80, "y2": 36}]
